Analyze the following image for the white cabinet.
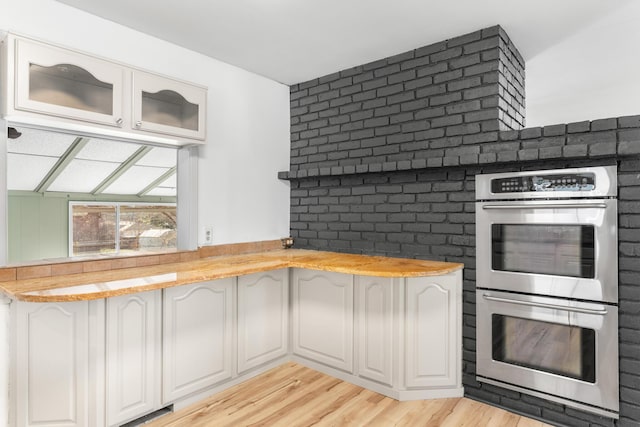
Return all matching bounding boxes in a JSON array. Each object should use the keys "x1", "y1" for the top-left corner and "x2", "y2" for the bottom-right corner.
[
  {"x1": 292, "y1": 269, "x2": 354, "y2": 372},
  {"x1": 6, "y1": 264, "x2": 463, "y2": 427},
  {"x1": 405, "y1": 272, "x2": 461, "y2": 389},
  {"x1": 133, "y1": 70, "x2": 206, "y2": 140},
  {"x1": 356, "y1": 276, "x2": 394, "y2": 387},
  {"x1": 106, "y1": 290, "x2": 161, "y2": 427},
  {"x1": 2, "y1": 33, "x2": 207, "y2": 144},
  {"x1": 291, "y1": 270, "x2": 463, "y2": 400},
  {"x1": 162, "y1": 279, "x2": 233, "y2": 404},
  {"x1": 13, "y1": 37, "x2": 125, "y2": 128},
  {"x1": 12, "y1": 300, "x2": 91, "y2": 427},
  {"x1": 237, "y1": 270, "x2": 288, "y2": 374}
]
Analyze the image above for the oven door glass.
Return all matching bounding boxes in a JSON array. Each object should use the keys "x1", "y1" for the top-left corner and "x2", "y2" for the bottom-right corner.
[
  {"x1": 492, "y1": 314, "x2": 596, "y2": 382},
  {"x1": 491, "y1": 224, "x2": 595, "y2": 278}
]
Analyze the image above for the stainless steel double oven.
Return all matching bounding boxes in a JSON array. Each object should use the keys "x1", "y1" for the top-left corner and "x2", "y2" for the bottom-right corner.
[{"x1": 475, "y1": 165, "x2": 619, "y2": 418}]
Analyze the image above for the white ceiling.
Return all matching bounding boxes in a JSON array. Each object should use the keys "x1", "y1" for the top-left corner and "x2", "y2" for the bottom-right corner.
[
  {"x1": 52, "y1": 0, "x2": 631, "y2": 85},
  {"x1": 8, "y1": 128, "x2": 177, "y2": 196}
]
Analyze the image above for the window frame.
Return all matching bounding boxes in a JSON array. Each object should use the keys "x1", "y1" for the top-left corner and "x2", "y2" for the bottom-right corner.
[{"x1": 68, "y1": 201, "x2": 177, "y2": 257}]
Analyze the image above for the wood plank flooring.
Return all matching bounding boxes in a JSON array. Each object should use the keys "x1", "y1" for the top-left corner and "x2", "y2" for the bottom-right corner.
[{"x1": 147, "y1": 363, "x2": 552, "y2": 427}]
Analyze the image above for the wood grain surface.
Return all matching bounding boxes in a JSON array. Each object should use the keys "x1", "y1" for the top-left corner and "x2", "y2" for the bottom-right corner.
[
  {"x1": 147, "y1": 363, "x2": 551, "y2": 427},
  {"x1": 0, "y1": 249, "x2": 463, "y2": 302}
]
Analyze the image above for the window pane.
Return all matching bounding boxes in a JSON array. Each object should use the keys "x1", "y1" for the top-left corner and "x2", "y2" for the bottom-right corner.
[
  {"x1": 72, "y1": 204, "x2": 117, "y2": 256},
  {"x1": 119, "y1": 205, "x2": 177, "y2": 254}
]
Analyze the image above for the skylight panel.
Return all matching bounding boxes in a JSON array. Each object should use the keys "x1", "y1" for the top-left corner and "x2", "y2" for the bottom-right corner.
[
  {"x1": 135, "y1": 147, "x2": 177, "y2": 167},
  {"x1": 102, "y1": 166, "x2": 170, "y2": 195},
  {"x1": 144, "y1": 173, "x2": 177, "y2": 196},
  {"x1": 75, "y1": 138, "x2": 140, "y2": 162},
  {"x1": 47, "y1": 159, "x2": 121, "y2": 193},
  {"x1": 7, "y1": 153, "x2": 58, "y2": 191},
  {"x1": 7, "y1": 128, "x2": 75, "y2": 156}
]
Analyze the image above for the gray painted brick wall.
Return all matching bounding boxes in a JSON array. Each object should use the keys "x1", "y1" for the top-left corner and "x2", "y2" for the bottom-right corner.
[
  {"x1": 285, "y1": 25, "x2": 640, "y2": 427},
  {"x1": 289, "y1": 25, "x2": 525, "y2": 173}
]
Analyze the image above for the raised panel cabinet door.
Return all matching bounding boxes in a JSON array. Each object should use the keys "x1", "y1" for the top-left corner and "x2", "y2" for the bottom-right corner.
[
  {"x1": 292, "y1": 269, "x2": 354, "y2": 372},
  {"x1": 132, "y1": 70, "x2": 207, "y2": 140},
  {"x1": 237, "y1": 270, "x2": 288, "y2": 374},
  {"x1": 162, "y1": 278, "x2": 233, "y2": 404},
  {"x1": 13, "y1": 36, "x2": 125, "y2": 127},
  {"x1": 405, "y1": 271, "x2": 461, "y2": 388},
  {"x1": 106, "y1": 290, "x2": 161, "y2": 427},
  {"x1": 13, "y1": 300, "x2": 90, "y2": 427},
  {"x1": 356, "y1": 276, "x2": 394, "y2": 386}
]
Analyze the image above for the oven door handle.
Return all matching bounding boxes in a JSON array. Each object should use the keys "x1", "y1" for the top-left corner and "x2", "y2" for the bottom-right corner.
[
  {"x1": 482, "y1": 203, "x2": 608, "y2": 210},
  {"x1": 482, "y1": 294, "x2": 608, "y2": 315}
]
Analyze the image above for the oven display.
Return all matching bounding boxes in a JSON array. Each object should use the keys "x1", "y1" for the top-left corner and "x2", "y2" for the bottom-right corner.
[
  {"x1": 491, "y1": 173, "x2": 596, "y2": 193},
  {"x1": 492, "y1": 224, "x2": 595, "y2": 278},
  {"x1": 492, "y1": 315, "x2": 596, "y2": 383}
]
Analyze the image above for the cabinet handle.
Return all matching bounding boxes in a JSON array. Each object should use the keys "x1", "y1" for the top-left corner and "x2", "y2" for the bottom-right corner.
[
  {"x1": 115, "y1": 118, "x2": 123, "y2": 126},
  {"x1": 135, "y1": 121, "x2": 142, "y2": 128}
]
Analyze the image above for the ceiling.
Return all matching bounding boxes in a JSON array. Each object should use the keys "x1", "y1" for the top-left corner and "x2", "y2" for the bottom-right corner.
[
  {"x1": 52, "y1": 0, "x2": 630, "y2": 85},
  {"x1": 8, "y1": 127, "x2": 177, "y2": 197}
]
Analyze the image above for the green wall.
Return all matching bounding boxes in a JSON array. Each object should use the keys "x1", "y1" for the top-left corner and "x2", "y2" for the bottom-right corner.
[
  {"x1": 7, "y1": 192, "x2": 177, "y2": 264},
  {"x1": 8, "y1": 193, "x2": 68, "y2": 263}
]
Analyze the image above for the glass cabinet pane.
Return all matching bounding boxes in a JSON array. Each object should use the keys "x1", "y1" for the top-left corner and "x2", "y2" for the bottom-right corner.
[
  {"x1": 15, "y1": 37, "x2": 124, "y2": 127},
  {"x1": 29, "y1": 63, "x2": 114, "y2": 115},
  {"x1": 133, "y1": 70, "x2": 206, "y2": 140},
  {"x1": 141, "y1": 90, "x2": 199, "y2": 131}
]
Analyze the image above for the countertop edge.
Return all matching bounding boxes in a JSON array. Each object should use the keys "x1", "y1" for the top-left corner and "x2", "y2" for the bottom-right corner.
[{"x1": 0, "y1": 250, "x2": 464, "y2": 302}]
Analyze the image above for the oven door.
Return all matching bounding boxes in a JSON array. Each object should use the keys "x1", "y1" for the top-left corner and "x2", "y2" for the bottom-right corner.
[
  {"x1": 476, "y1": 198, "x2": 617, "y2": 303},
  {"x1": 476, "y1": 290, "x2": 619, "y2": 416}
]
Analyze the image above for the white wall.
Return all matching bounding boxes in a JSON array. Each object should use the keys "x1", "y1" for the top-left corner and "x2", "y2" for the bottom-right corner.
[
  {"x1": 0, "y1": 0, "x2": 291, "y2": 246},
  {"x1": 525, "y1": 1, "x2": 640, "y2": 127}
]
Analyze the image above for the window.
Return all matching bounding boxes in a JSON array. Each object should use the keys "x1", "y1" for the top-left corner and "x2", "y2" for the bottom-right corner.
[
  {"x1": 1, "y1": 126, "x2": 197, "y2": 266},
  {"x1": 70, "y1": 202, "x2": 177, "y2": 257}
]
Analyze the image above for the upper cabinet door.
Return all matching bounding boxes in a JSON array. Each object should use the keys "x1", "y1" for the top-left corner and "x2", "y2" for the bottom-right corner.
[
  {"x1": 14, "y1": 38, "x2": 125, "y2": 128},
  {"x1": 132, "y1": 70, "x2": 206, "y2": 140}
]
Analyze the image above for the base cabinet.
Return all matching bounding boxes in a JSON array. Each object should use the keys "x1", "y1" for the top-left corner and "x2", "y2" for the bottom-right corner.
[
  {"x1": 237, "y1": 270, "x2": 288, "y2": 374},
  {"x1": 7, "y1": 265, "x2": 462, "y2": 427},
  {"x1": 12, "y1": 300, "x2": 91, "y2": 427},
  {"x1": 405, "y1": 274, "x2": 461, "y2": 389},
  {"x1": 162, "y1": 279, "x2": 233, "y2": 404},
  {"x1": 292, "y1": 270, "x2": 462, "y2": 399},
  {"x1": 292, "y1": 269, "x2": 354, "y2": 372},
  {"x1": 356, "y1": 276, "x2": 394, "y2": 387},
  {"x1": 106, "y1": 290, "x2": 161, "y2": 427}
]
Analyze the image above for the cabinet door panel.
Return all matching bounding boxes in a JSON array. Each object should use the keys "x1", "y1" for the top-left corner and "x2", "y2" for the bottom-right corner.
[
  {"x1": 162, "y1": 279, "x2": 233, "y2": 403},
  {"x1": 14, "y1": 38, "x2": 124, "y2": 127},
  {"x1": 357, "y1": 276, "x2": 393, "y2": 386},
  {"x1": 237, "y1": 270, "x2": 288, "y2": 373},
  {"x1": 405, "y1": 274, "x2": 460, "y2": 388},
  {"x1": 132, "y1": 70, "x2": 206, "y2": 140},
  {"x1": 14, "y1": 301, "x2": 89, "y2": 427},
  {"x1": 292, "y1": 269, "x2": 353, "y2": 372},
  {"x1": 106, "y1": 291, "x2": 161, "y2": 426}
]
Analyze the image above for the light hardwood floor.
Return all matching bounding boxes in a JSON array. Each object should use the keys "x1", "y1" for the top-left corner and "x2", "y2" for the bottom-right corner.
[{"x1": 148, "y1": 363, "x2": 552, "y2": 427}]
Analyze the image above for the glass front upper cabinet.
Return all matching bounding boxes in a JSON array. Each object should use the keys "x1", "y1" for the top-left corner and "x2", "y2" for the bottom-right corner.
[
  {"x1": 14, "y1": 38, "x2": 125, "y2": 128},
  {"x1": 132, "y1": 70, "x2": 206, "y2": 140}
]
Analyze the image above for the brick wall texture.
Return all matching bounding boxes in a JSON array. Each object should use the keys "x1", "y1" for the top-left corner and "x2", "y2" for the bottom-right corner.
[{"x1": 286, "y1": 25, "x2": 640, "y2": 427}]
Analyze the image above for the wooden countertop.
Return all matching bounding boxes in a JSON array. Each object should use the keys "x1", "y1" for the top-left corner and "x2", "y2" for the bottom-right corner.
[{"x1": 0, "y1": 249, "x2": 463, "y2": 302}]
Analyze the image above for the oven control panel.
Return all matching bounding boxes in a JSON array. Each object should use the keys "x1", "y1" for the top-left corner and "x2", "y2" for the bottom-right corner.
[{"x1": 491, "y1": 173, "x2": 596, "y2": 193}]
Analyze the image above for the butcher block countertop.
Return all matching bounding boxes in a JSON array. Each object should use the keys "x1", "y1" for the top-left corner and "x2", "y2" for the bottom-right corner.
[{"x1": 0, "y1": 249, "x2": 463, "y2": 302}]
